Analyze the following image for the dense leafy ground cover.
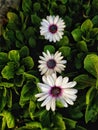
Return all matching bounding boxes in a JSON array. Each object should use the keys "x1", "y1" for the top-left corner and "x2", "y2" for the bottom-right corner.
[{"x1": 0, "y1": 0, "x2": 98, "y2": 129}]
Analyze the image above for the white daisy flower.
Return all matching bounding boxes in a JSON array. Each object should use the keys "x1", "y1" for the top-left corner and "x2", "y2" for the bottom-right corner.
[
  {"x1": 35, "y1": 73, "x2": 78, "y2": 111},
  {"x1": 38, "y1": 50, "x2": 67, "y2": 75},
  {"x1": 40, "y1": 15, "x2": 66, "y2": 42}
]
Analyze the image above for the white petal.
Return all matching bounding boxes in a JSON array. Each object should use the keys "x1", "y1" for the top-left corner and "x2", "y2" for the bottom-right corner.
[
  {"x1": 42, "y1": 75, "x2": 48, "y2": 84},
  {"x1": 47, "y1": 50, "x2": 52, "y2": 58},
  {"x1": 41, "y1": 96, "x2": 52, "y2": 107},
  {"x1": 46, "y1": 99, "x2": 51, "y2": 111},
  {"x1": 40, "y1": 30, "x2": 48, "y2": 35},
  {"x1": 37, "y1": 94, "x2": 49, "y2": 101},
  {"x1": 38, "y1": 60, "x2": 46, "y2": 64},
  {"x1": 39, "y1": 56, "x2": 46, "y2": 61},
  {"x1": 56, "y1": 64, "x2": 66, "y2": 69},
  {"x1": 40, "y1": 67, "x2": 48, "y2": 75},
  {"x1": 41, "y1": 20, "x2": 49, "y2": 27},
  {"x1": 59, "y1": 60, "x2": 67, "y2": 64},
  {"x1": 52, "y1": 35, "x2": 57, "y2": 43},
  {"x1": 63, "y1": 96, "x2": 74, "y2": 105},
  {"x1": 56, "y1": 76, "x2": 63, "y2": 86},
  {"x1": 54, "y1": 15, "x2": 59, "y2": 24},
  {"x1": 35, "y1": 93, "x2": 45, "y2": 98},
  {"x1": 63, "y1": 93, "x2": 77, "y2": 101},
  {"x1": 57, "y1": 32, "x2": 63, "y2": 39},
  {"x1": 59, "y1": 98, "x2": 68, "y2": 107},
  {"x1": 63, "y1": 81, "x2": 77, "y2": 88},
  {"x1": 54, "y1": 67, "x2": 62, "y2": 73},
  {"x1": 61, "y1": 77, "x2": 69, "y2": 87},
  {"x1": 47, "y1": 75, "x2": 54, "y2": 86},
  {"x1": 38, "y1": 83, "x2": 49, "y2": 92},
  {"x1": 51, "y1": 73, "x2": 57, "y2": 82},
  {"x1": 47, "y1": 16, "x2": 53, "y2": 24},
  {"x1": 54, "y1": 33, "x2": 60, "y2": 42},
  {"x1": 51, "y1": 98, "x2": 56, "y2": 111},
  {"x1": 46, "y1": 69, "x2": 54, "y2": 75},
  {"x1": 64, "y1": 89, "x2": 78, "y2": 95},
  {"x1": 42, "y1": 18, "x2": 49, "y2": 23},
  {"x1": 42, "y1": 51, "x2": 50, "y2": 59}
]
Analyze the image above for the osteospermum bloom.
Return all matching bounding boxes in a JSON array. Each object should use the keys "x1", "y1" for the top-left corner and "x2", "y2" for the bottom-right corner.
[
  {"x1": 35, "y1": 73, "x2": 78, "y2": 111},
  {"x1": 40, "y1": 15, "x2": 66, "y2": 42},
  {"x1": 38, "y1": 50, "x2": 67, "y2": 75}
]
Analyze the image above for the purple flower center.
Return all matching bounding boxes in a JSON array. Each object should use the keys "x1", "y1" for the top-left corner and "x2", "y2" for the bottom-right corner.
[
  {"x1": 49, "y1": 24, "x2": 58, "y2": 34},
  {"x1": 47, "y1": 59, "x2": 56, "y2": 69},
  {"x1": 50, "y1": 86, "x2": 62, "y2": 97}
]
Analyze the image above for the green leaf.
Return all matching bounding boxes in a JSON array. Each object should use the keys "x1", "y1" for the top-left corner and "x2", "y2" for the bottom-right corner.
[
  {"x1": 29, "y1": 100, "x2": 36, "y2": 120},
  {"x1": 90, "y1": 28, "x2": 98, "y2": 37},
  {"x1": 22, "y1": 56, "x2": 34, "y2": 69},
  {"x1": 77, "y1": 41, "x2": 88, "y2": 52},
  {"x1": 44, "y1": 45, "x2": 55, "y2": 53},
  {"x1": 84, "y1": 54, "x2": 98, "y2": 78},
  {"x1": 75, "y1": 125, "x2": 87, "y2": 130},
  {"x1": 0, "y1": 90, "x2": 7, "y2": 112},
  {"x1": 14, "y1": 74, "x2": 24, "y2": 87},
  {"x1": 7, "y1": 12, "x2": 19, "y2": 22},
  {"x1": 33, "y1": 2, "x2": 41, "y2": 12},
  {"x1": 3, "y1": 110, "x2": 15, "y2": 128},
  {"x1": 74, "y1": 74, "x2": 96, "y2": 89},
  {"x1": 29, "y1": 37, "x2": 36, "y2": 48},
  {"x1": 24, "y1": 27, "x2": 35, "y2": 39},
  {"x1": 85, "y1": 91, "x2": 98, "y2": 123},
  {"x1": 0, "y1": 82, "x2": 14, "y2": 88},
  {"x1": 16, "y1": 30, "x2": 24, "y2": 43},
  {"x1": 57, "y1": 36, "x2": 69, "y2": 47},
  {"x1": 19, "y1": 46, "x2": 29, "y2": 58},
  {"x1": 1, "y1": 117, "x2": 6, "y2": 130},
  {"x1": 23, "y1": 72, "x2": 39, "y2": 83},
  {"x1": 59, "y1": 46, "x2": 71, "y2": 57},
  {"x1": 54, "y1": 113, "x2": 66, "y2": 130},
  {"x1": 61, "y1": 0, "x2": 67, "y2": 4},
  {"x1": 0, "y1": 52, "x2": 8, "y2": 70},
  {"x1": 71, "y1": 28, "x2": 82, "y2": 41},
  {"x1": 63, "y1": 117, "x2": 77, "y2": 130},
  {"x1": 7, "y1": 90, "x2": 12, "y2": 108},
  {"x1": 86, "y1": 87, "x2": 95, "y2": 105},
  {"x1": 31, "y1": 14, "x2": 41, "y2": 26},
  {"x1": 40, "y1": 110, "x2": 51, "y2": 128},
  {"x1": 22, "y1": 0, "x2": 32, "y2": 13},
  {"x1": 68, "y1": 106, "x2": 83, "y2": 119},
  {"x1": 75, "y1": 53, "x2": 84, "y2": 69},
  {"x1": 26, "y1": 122, "x2": 42, "y2": 129},
  {"x1": 16, "y1": 40, "x2": 23, "y2": 48},
  {"x1": 1, "y1": 62, "x2": 15, "y2": 80},
  {"x1": 19, "y1": 81, "x2": 34, "y2": 107},
  {"x1": 8, "y1": 50, "x2": 20, "y2": 62},
  {"x1": 92, "y1": 0, "x2": 98, "y2": 12},
  {"x1": 15, "y1": 126, "x2": 36, "y2": 130},
  {"x1": 81, "y1": 19, "x2": 93, "y2": 32},
  {"x1": 92, "y1": 15, "x2": 98, "y2": 27},
  {"x1": 0, "y1": 52, "x2": 8, "y2": 63},
  {"x1": 3, "y1": 30, "x2": 16, "y2": 42}
]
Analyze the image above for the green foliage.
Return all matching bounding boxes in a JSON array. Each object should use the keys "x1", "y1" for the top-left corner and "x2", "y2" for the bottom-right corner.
[
  {"x1": 59, "y1": 46, "x2": 71, "y2": 57},
  {"x1": 22, "y1": 0, "x2": 32, "y2": 14},
  {"x1": 1, "y1": 62, "x2": 15, "y2": 80},
  {"x1": 71, "y1": 28, "x2": 82, "y2": 42},
  {"x1": 0, "y1": 0, "x2": 98, "y2": 129},
  {"x1": 0, "y1": 110, "x2": 15, "y2": 129},
  {"x1": 84, "y1": 54, "x2": 98, "y2": 78},
  {"x1": 74, "y1": 74, "x2": 96, "y2": 89},
  {"x1": 44, "y1": 45, "x2": 55, "y2": 53},
  {"x1": 8, "y1": 50, "x2": 20, "y2": 62}
]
